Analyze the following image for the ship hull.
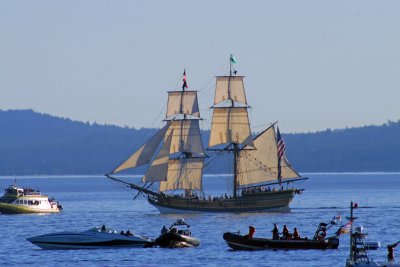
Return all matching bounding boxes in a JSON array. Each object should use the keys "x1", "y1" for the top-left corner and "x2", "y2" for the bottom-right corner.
[
  {"x1": 147, "y1": 189, "x2": 295, "y2": 214},
  {"x1": 0, "y1": 202, "x2": 61, "y2": 214}
]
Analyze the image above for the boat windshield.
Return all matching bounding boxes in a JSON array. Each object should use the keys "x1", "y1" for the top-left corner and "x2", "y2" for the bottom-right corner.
[{"x1": 90, "y1": 226, "x2": 117, "y2": 234}]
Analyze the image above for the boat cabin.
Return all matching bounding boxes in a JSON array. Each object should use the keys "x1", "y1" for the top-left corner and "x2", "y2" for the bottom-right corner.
[
  {"x1": 169, "y1": 219, "x2": 191, "y2": 236},
  {"x1": 5, "y1": 185, "x2": 24, "y2": 197}
]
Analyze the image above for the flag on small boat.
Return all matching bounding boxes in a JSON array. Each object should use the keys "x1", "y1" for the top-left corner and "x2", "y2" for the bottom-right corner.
[{"x1": 335, "y1": 221, "x2": 352, "y2": 236}]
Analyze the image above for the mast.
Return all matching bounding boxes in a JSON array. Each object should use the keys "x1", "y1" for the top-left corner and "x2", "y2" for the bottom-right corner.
[
  {"x1": 233, "y1": 143, "x2": 239, "y2": 198},
  {"x1": 109, "y1": 70, "x2": 205, "y2": 194},
  {"x1": 350, "y1": 201, "x2": 354, "y2": 262},
  {"x1": 209, "y1": 55, "x2": 252, "y2": 198},
  {"x1": 159, "y1": 69, "x2": 205, "y2": 193}
]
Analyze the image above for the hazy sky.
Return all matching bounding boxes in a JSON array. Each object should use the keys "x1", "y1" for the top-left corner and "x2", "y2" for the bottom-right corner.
[{"x1": 1, "y1": 1, "x2": 399, "y2": 133}]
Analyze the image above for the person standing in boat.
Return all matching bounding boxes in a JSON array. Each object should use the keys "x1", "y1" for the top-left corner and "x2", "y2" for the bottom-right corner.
[
  {"x1": 272, "y1": 224, "x2": 280, "y2": 240},
  {"x1": 282, "y1": 225, "x2": 289, "y2": 240},
  {"x1": 388, "y1": 241, "x2": 400, "y2": 262},
  {"x1": 246, "y1": 225, "x2": 256, "y2": 239}
]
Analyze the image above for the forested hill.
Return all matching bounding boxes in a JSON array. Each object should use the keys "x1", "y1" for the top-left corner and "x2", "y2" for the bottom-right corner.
[{"x1": 0, "y1": 109, "x2": 399, "y2": 175}]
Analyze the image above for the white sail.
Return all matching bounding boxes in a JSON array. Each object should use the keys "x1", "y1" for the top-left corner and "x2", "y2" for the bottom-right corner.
[
  {"x1": 159, "y1": 157, "x2": 204, "y2": 191},
  {"x1": 111, "y1": 124, "x2": 169, "y2": 174},
  {"x1": 237, "y1": 125, "x2": 300, "y2": 186},
  {"x1": 209, "y1": 107, "x2": 252, "y2": 147},
  {"x1": 166, "y1": 91, "x2": 200, "y2": 118},
  {"x1": 167, "y1": 120, "x2": 205, "y2": 155},
  {"x1": 214, "y1": 76, "x2": 247, "y2": 105},
  {"x1": 141, "y1": 129, "x2": 174, "y2": 183}
]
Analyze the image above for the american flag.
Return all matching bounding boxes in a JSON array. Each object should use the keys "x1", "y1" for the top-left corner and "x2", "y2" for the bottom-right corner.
[
  {"x1": 182, "y1": 69, "x2": 188, "y2": 90},
  {"x1": 335, "y1": 221, "x2": 352, "y2": 236},
  {"x1": 277, "y1": 127, "x2": 286, "y2": 159},
  {"x1": 277, "y1": 126, "x2": 285, "y2": 184}
]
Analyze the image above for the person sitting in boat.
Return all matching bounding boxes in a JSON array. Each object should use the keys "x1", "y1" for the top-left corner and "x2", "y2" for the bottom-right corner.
[
  {"x1": 388, "y1": 241, "x2": 400, "y2": 262},
  {"x1": 272, "y1": 224, "x2": 280, "y2": 240},
  {"x1": 246, "y1": 225, "x2": 256, "y2": 239},
  {"x1": 120, "y1": 230, "x2": 125, "y2": 235},
  {"x1": 282, "y1": 225, "x2": 289, "y2": 240},
  {"x1": 293, "y1": 228, "x2": 300, "y2": 240},
  {"x1": 101, "y1": 225, "x2": 106, "y2": 232},
  {"x1": 126, "y1": 230, "x2": 133, "y2": 236},
  {"x1": 161, "y1": 225, "x2": 168, "y2": 235}
]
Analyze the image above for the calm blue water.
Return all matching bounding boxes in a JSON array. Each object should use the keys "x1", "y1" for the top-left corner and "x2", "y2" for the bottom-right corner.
[{"x1": 1, "y1": 173, "x2": 399, "y2": 267}]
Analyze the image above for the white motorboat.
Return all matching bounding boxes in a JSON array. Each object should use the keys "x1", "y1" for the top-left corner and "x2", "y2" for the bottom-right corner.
[
  {"x1": 0, "y1": 182, "x2": 62, "y2": 214},
  {"x1": 27, "y1": 226, "x2": 154, "y2": 249}
]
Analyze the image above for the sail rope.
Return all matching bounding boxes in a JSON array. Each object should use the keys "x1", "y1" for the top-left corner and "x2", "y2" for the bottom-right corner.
[
  {"x1": 106, "y1": 175, "x2": 142, "y2": 198},
  {"x1": 238, "y1": 152, "x2": 277, "y2": 175}
]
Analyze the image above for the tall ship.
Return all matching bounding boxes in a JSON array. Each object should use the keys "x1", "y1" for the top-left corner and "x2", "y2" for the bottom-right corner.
[{"x1": 107, "y1": 56, "x2": 307, "y2": 213}]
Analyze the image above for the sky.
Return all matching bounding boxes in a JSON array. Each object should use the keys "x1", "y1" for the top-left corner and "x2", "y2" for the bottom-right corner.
[{"x1": 1, "y1": 1, "x2": 399, "y2": 133}]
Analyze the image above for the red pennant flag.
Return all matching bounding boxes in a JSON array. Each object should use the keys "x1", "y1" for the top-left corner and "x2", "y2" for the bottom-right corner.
[{"x1": 182, "y1": 69, "x2": 188, "y2": 90}]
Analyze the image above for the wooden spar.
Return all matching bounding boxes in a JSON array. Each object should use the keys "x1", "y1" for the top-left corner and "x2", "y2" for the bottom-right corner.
[
  {"x1": 105, "y1": 174, "x2": 161, "y2": 197},
  {"x1": 239, "y1": 177, "x2": 309, "y2": 189}
]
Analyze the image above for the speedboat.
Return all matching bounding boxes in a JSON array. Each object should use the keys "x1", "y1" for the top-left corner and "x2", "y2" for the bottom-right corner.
[
  {"x1": 27, "y1": 225, "x2": 154, "y2": 249},
  {"x1": 155, "y1": 219, "x2": 200, "y2": 248},
  {"x1": 0, "y1": 182, "x2": 62, "y2": 214}
]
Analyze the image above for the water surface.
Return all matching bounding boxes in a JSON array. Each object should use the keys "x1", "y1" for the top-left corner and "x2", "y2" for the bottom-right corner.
[{"x1": 1, "y1": 173, "x2": 399, "y2": 267}]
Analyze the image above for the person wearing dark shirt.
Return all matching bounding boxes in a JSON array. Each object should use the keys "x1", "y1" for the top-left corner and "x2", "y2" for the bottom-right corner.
[
  {"x1": 388, "y1": 241, "x2": 399, "y2": 262},
  {"x1": 272, "y1": 224, "x2": 280, "y2": 240}
]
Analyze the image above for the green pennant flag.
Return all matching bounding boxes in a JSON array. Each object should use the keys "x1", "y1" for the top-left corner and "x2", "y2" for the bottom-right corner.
[{"x1": 230, "y1": 54, "x2": 237, "y2": 64}]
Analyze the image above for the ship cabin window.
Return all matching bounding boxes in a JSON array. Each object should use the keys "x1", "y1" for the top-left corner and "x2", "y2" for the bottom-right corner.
[
  {"x1": 27, "y1": 200, "x2": 40, "y2": 205},
  {"x1": 6, "y1": 188, "x2": 18, "y2": 195},
  {"x1": 24, "y1": 200, "x2": 27, "y2": 204}
]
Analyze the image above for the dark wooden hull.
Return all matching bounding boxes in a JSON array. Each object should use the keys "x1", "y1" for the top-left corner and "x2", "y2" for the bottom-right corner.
[
  {"x1": 223, "y1": 232, "x2": 340, "y2": 250},
  {"x1": 147, "y1": 189, "x2": 296, "y2": 214}
]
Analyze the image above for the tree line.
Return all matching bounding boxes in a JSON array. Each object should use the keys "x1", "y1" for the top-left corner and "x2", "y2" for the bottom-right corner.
[{"x1": 0, "y1": 109, "x2": 399, "y2": 175}]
